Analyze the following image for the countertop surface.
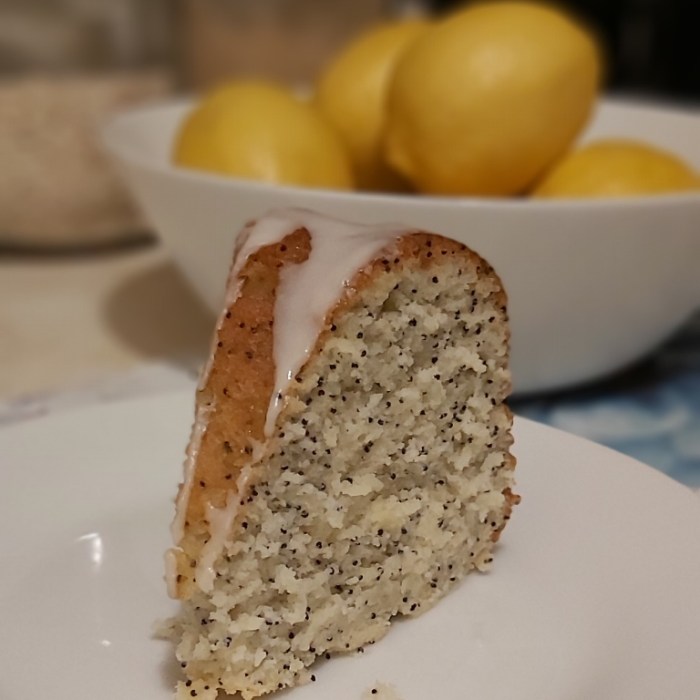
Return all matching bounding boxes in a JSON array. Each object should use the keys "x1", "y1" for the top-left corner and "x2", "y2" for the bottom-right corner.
[
  {"x1": 2, "y1": 240, "x2": 699, "y2": 488},
  {"x1": 0, "y1": 242, "x2": 211, "y2": 399}
]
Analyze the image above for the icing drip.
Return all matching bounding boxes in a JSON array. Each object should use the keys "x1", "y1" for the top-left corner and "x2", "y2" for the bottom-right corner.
[
  {"x1": 196, "y1": 494, "x2": 239, "y2": 592},
  {"x1": 164, "y1": 549, "x2": 179, "y2": 599},
  {"x1": 170, "y1": 208, "x2": 408, "y2": 594},
  {"x1": 171, "y1": 401, "x2": 212, "y2": 544},
  {"x1": 237, "y1": 209, "x2": 406, "y2": 435}
]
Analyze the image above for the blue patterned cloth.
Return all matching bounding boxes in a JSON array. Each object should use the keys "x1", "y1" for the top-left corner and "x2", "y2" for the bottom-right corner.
[{"x1": 513, "y1": 311, "x2": 700, "y2": 488}]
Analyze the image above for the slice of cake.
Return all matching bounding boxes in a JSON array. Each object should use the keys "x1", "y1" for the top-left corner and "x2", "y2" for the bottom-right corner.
[{"x1": 165, "y1": 209, "x2": 517, "y2": 699}]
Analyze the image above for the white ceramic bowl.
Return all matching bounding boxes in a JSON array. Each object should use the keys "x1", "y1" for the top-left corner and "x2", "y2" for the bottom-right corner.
[{"x1": 103, "y1": 99, "x2": 700, "y2": 394}]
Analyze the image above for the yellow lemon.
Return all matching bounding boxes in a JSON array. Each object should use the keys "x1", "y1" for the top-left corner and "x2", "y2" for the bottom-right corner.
[
  {"x1": 315, "y1": 19, "x2": 429, "y2": 191},
  {"x1": 384, "y1": 2, "x2": 601, "y2": 196},
  {"x1": 174, "y1": 81, "x2": 354, "y2": 190},
  {"x1": 531, "y1": 139, "x2": 700, "y2": 197}
]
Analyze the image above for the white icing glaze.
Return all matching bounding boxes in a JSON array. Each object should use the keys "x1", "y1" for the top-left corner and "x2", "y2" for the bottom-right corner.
[
  {"x1": 167, "y1": 228, "x2": 261, "y2": 592},
  {"x1": 195, "y1": 494, "x2": 238, "y2": 592},
  {"x1": 171, "y1": 401, "x2": 212, "y2": 544},
  {"x1": 243, "y1": 209, "x2": 407, "y2": 435},
  {"x1": 195, "y1": 461, "x2": 256, "y2": 592},
  {"x1": 166, "y1": 401, "x2": 214, "y2": 596},
  {"x1": 164, "y1": 549, "x2": 179, "y2": 599},
  {"x1": 171, "y1": 208, "x2": 409, "y2": 593}
]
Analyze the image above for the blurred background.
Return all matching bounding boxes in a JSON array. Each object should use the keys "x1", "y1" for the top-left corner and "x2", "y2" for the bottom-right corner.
[
  {"x1": 1, "y1": 0, "x2": 698, "y2": 96},
  {"x1": 0, "y1": 0, "x2": 699, "y2": 485}
]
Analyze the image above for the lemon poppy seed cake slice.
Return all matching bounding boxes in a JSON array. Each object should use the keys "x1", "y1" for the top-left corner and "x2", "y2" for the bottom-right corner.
[{"x1": 165, "y1": 209, "x2": 518, "y2": 699}]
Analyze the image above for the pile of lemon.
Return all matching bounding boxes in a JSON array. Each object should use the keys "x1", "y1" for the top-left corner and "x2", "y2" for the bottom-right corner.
[{"x1": 174, "y1": 1, "x2": 699, "y2": 199}]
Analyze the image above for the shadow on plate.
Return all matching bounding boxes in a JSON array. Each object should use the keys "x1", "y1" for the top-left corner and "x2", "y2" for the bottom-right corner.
[
  {"x1": 158, "y1": 642, "x2": 183, "y2": 693},
  {"x1": 104, "y1": 258, "x2": 214, "y2": 369}
]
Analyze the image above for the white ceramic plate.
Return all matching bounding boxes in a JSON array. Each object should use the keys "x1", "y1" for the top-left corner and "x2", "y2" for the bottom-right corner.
[{"x1": 1, "y1": 391, "x2": 699, "y2": 699}]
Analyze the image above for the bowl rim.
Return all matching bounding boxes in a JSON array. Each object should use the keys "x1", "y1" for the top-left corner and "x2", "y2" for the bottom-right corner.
[{"x1": 102, "y1": 95, "x2": 700, "y2": 213}]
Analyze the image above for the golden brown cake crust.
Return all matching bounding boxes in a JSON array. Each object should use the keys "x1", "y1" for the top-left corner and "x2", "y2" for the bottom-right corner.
[{"x1": 171, "y1": 227, "x2": 514, "y2": 600}]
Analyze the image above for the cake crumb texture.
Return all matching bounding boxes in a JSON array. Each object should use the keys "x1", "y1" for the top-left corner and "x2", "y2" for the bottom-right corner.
[{"x1": 168, "y1": 231, "x2": 517, "y2": 698}]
